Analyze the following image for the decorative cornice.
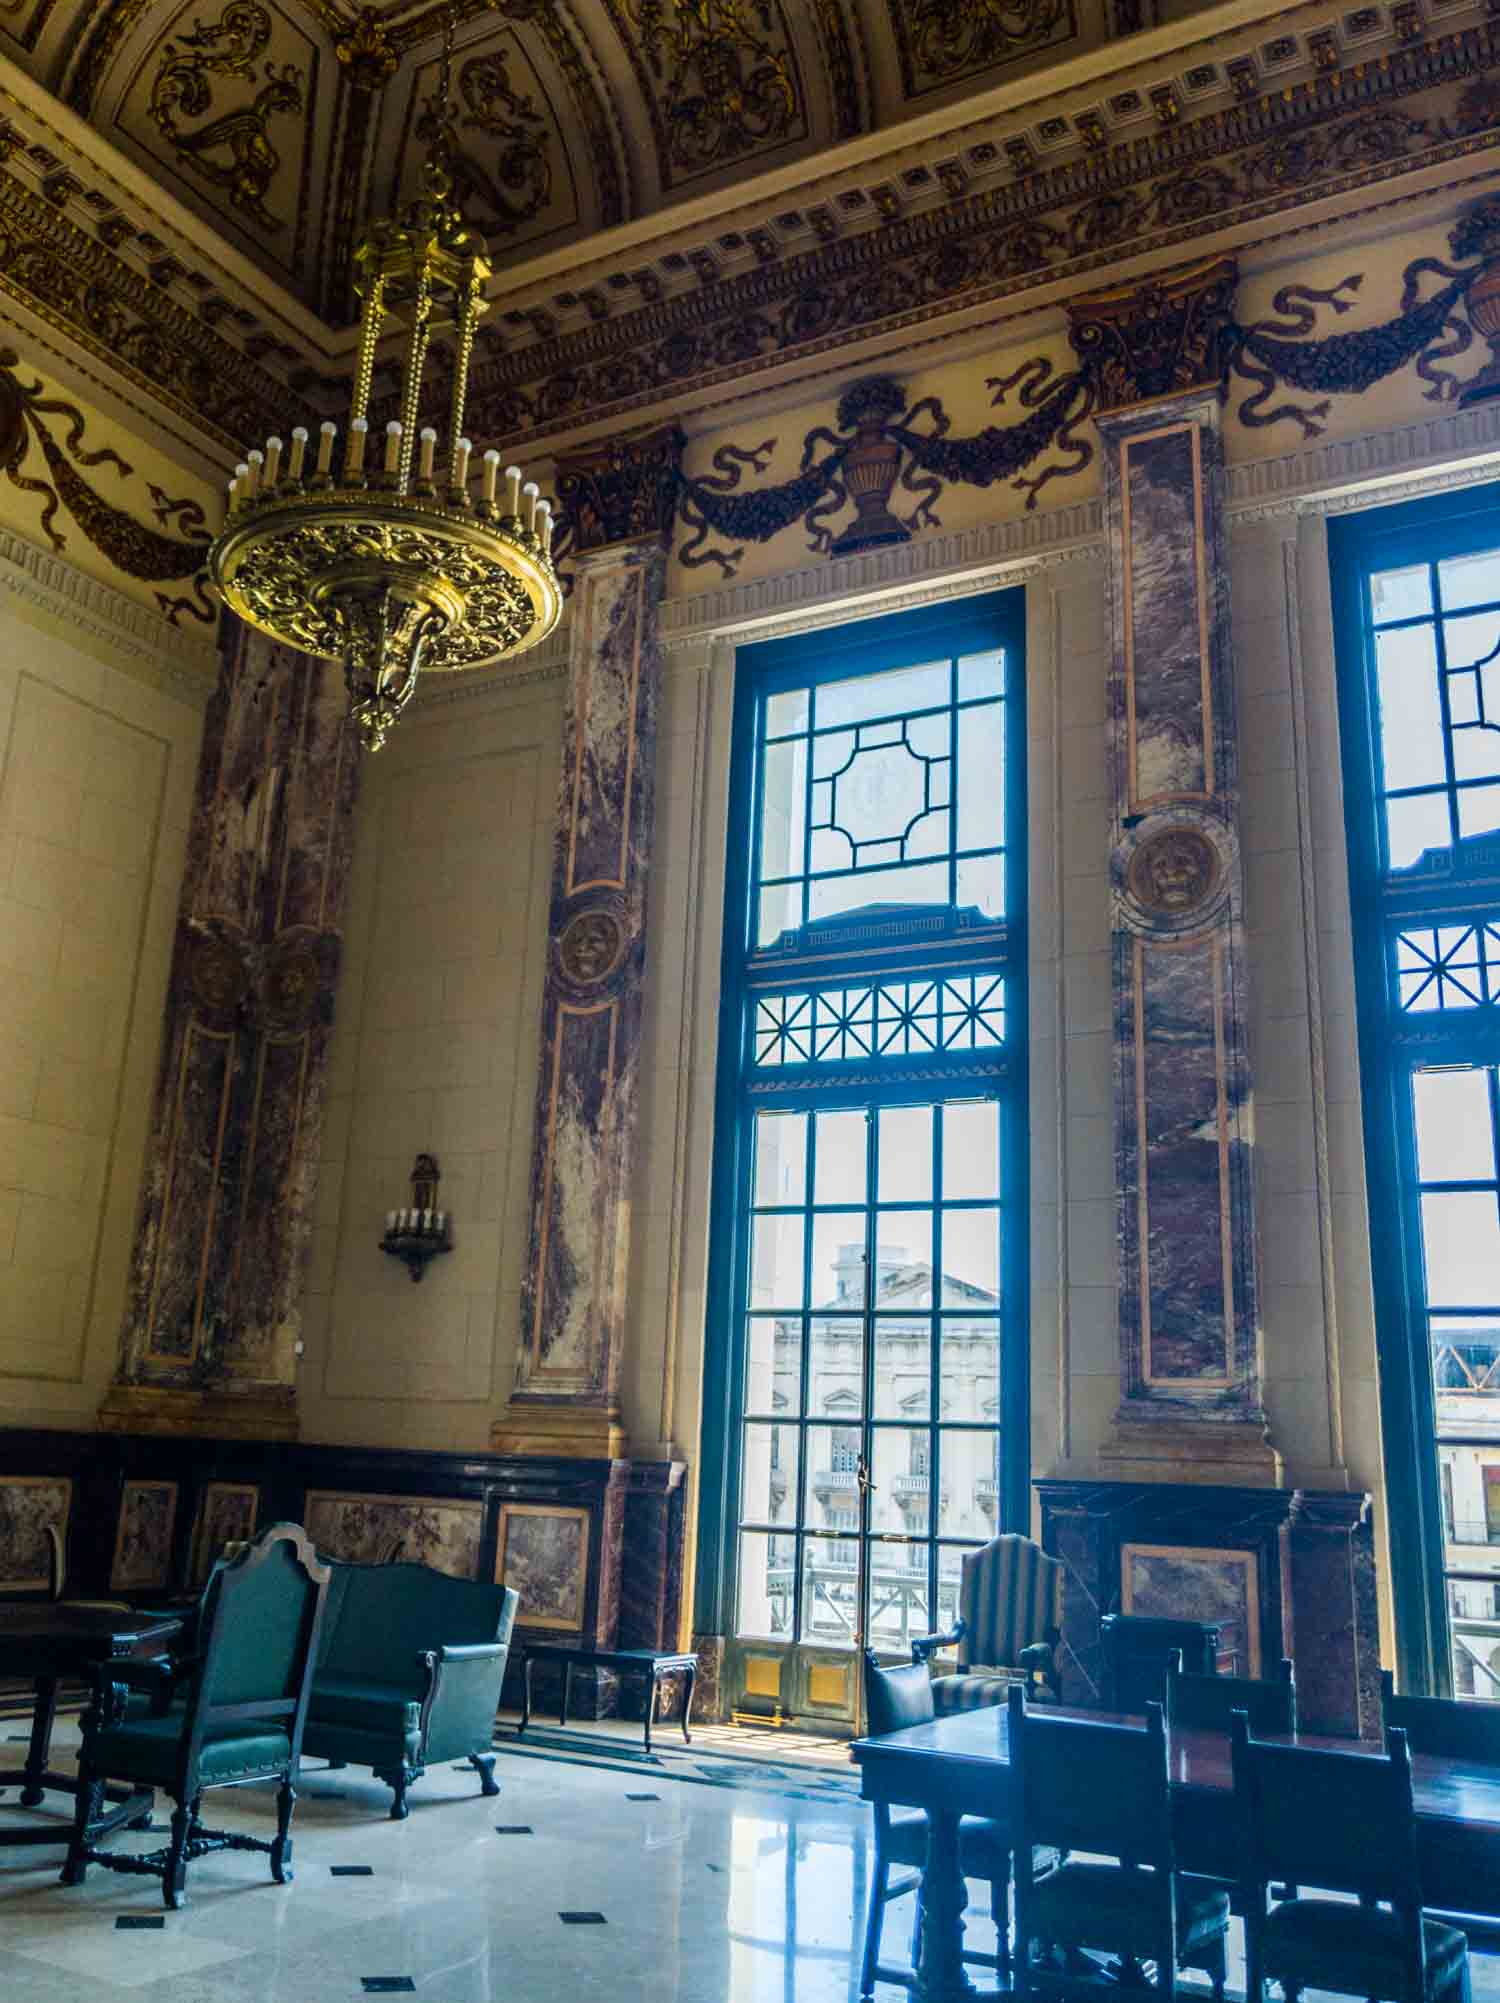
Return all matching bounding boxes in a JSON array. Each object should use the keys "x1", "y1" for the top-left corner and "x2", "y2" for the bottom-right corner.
[
  {"x1": 1227, "y1": 390, "x2": 1500, "y2": 518},
  {"x1": 0, "y1": 520, "x2": 217, "y2": 702}
]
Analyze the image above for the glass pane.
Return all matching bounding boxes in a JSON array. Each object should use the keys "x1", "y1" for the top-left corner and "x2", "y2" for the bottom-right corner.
[
  {"x1": 1415, "y1": 1069, "x2": 1495, "y2": 1184},
  {"x1": 750, "y1": 1212, "x2": 805, "y2": 1311},
  {"x1": 757, "y1": 880, "x2": 799, "y2": 949},
  {"x1": 870, "y1": 1425, "x2": 930, "y2": 1537},
  {"x1": 869, "y1": 1543, "x2": 932, "y2": 1656},
  {"x1": 1445, "y1": 1575, "x2": 1500, "y2": 1701},
  {"x1": 1386, "y1": 791, "x2": 1450, "y2": 870},
  {"x1": 1459, "y1": 784, "x2": 1500, "y2": 841},
  {"x1": 740, "y1": 1423, "x2": 800, "y2": 1527},
  {"x1": 806, "y1": 1328, "x2": 865, "y2": 1421},
  {"x1": 814, "y1": 1108, "x2": 866, "y2": 1209},
  {"x1": 958, "y1": 651, "x2": 1004, "y2": 701},
  {"x1": 874, "y1": 1213, "x2": 934, "y2": 1305},
  {"x1": 957, "y1": 701, "x2": 1005, "y2": 852},
  {"x1": 938, "y1": 1430, "x2": 1003, "y2": 1537},
  {"x1": 957, "y1": 852, "x2": 1005, "y2": 919},
  {"x1": 816, "y1": 660, "x2": 950, "y2": 731},
  {"x1": 1439, "y1": 1441, "x2": 1500, "y2": 1552},
  {"x1": 745, "y1": 1315, "x2": 800, "y2": 1417},
  {"x1": 939, "y1": 1315, "x2": 1003, "y2": 1426},
  {"x1": 1434, "y1": 1315, "x2": 1500, "y2": 1439},
  {"x1": 1371, "y1": 563, "x2": 1433, "y2": 623},
  {"x1": 736, "y1": 1530, "x2": 794, "y2": 1639},
  {"x1": 754, "y1": 1111, "x2": 807, "y2": 1207},
  {"x1": 1440, "y1": 550, "x2": 1500, "y2": 613},
  {"x1": 934, "y1": 1545, "x2": 978, "y2": 1649},
  {"x1": 940, "y1": 1207, "x2": 1001, "y2": 1302},
  {"x1": 943, "y1": 1100, "x2": 1000, "y2": 1201},
  {"x1": 810, "y1": 1214, "x2": 867, "y2": 1311},
  {"x1": 879, "y1": 1105, "x2": 933, "y2": 1204},
  {"x1": 766, "y1": 687, "x2": 809, "y2": 735},
  {"x1": 800, "y1": 1538, "x2": 858, "y2": 1649},
  {"x1": 759, "y1": 739, "x2": 808, "y2": 884},
  {"x1": 808, "y1": 859, "x2": 949, "y2": 923},
  {"x1": 1376, "y1": 626, "x2": 1445, "y2": 792},
  {"x1": 1421, "y1": 1191, "x2": 1500, "y2": 1308},
  {"x1": 873, "y1": 1315, "x2": 931, "y2": 1421}
]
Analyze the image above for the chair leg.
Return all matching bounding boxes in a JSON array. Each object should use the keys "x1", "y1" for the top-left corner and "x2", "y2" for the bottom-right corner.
[
  {"x1": 468, "y1": 1752, "x2": 499, "y2": 1799},
  {"x1": 858, "y1": 1858, "x2": 889, "y2": 2001},
  {"x1": 163, "y1": 1797, "x2": 194, "y2": 1911},
  {"x1": 375, "y1": 1763, "x2": 415, "y2": 1820},
  {"x1": 1203, "y1": 1933, "x2": 1228, "y2": 2002},
  {"x1": 991, "y1": 1858, "x2": 1012, "y2": 1983},
  {"x1": 21, "y1": 1676, "x2": 57, "y2": 1807},
  {"x1": 271, "y1": 1780, "x2": 295, "y2": 1885},
  {"x1": 59, "y1": 1768, "x2": 102, "y2": 1888}
]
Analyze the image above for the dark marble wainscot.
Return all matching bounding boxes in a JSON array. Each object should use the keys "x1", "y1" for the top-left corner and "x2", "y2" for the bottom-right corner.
[{"x1": 1037, "y1": 1479, "x2": 1379, "y2": 1738}]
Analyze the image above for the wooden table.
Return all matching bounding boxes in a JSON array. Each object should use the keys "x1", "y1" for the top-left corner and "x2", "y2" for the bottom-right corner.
[
  {"x1": 0, "y1": 1604, "x2": 183, "y2": 1847},
  {"x1": 518, "y1": 1643, "x2": 698, "y2": 1754},
  {"x1": 851, "y1": 1701, "x2": 1500, "y2": 2003}
]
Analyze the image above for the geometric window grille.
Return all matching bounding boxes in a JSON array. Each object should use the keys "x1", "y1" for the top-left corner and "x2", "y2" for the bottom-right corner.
[
  {"x1": 753, "y1": 975, "x2": 1006, "y2": 1067},
  {"x1": 1395, "y1": 921, "x2": 1500, "y2": 1013}
]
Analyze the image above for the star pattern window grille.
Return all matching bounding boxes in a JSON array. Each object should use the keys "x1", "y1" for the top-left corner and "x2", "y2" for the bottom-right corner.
[{"x1": 753, "y1": 975, "x2": 1005, "y2": 1067}]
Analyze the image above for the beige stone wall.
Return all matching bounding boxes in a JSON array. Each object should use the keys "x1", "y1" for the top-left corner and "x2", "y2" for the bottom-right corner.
[
  {"x1": 297, "y1": 663, "x2": 563, "y2": 1453},
  {"x1": 0, "y1": 546, "x2": 209, "y2": 1429}
]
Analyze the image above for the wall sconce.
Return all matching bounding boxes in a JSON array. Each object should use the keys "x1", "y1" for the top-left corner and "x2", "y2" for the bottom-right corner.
[{"x1": 381, "y1": 1152, "x2": 453, "y2": 1283}]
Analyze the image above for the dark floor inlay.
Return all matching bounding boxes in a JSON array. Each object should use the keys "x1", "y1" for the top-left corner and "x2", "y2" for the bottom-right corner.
[
  {"x1": 331, "y1": 1864, "x2": 374, "y2": 1876},
  {"x1": 495, "y1": 1825, "x2": 533, "y2": 1834},
  {"x1": 559, "y1": 1911, "x2": 607, "y2": 1925},
  {"x1": 115, "y1": 1916, "x2": 165, "y2": 1930},
  {"x1": 361, "y1": 1981, "x2": 416, "y2": 1994},
  {"x1": 625, "y1": 1792, "x2": 660, "y2": 1801}
]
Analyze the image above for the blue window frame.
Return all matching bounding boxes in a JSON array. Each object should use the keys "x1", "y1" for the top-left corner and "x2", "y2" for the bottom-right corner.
[
  {"x1": 1333, "y1": 487, "x2": 1500, "y2": 1701},
  {"x1": 695, "y1": 592, "x2": 1029, "y2": 1702}
]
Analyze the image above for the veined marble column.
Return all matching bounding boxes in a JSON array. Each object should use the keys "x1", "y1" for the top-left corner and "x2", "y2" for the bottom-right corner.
[
  {"x1": 99, "y1": 618, "x2": 359, "y2": 1440},
  {"x1": 1070, "y1": 260, "x2": 1280, "y2": 1485},
  {"x1": 493, "y1": 425, "x2": 682, "y2": 1462}
]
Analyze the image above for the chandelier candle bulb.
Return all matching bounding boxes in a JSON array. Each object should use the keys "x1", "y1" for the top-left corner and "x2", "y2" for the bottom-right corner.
[
  {"x1": 346, "y1": 416, "x2": 368, "y2": 478},
  {"x1": 226, "y1": 474, "x2": 238, "y2": 510},
  {"x1": 522, "y1": 480, "x2": 539, "y2": 533},
  {"x1": 504, "y1": 465, "x2": 521, "y2": 517},
  {"x1": 245, "y1": 449, "x2": 263, "y2": 500},
  {"x1": 482, "y1": 449, "x2": 501, "y2": 507},
  {"x1": 536, "y1": 499, "x2": 553, "y2": 552},
  {"x1": 316, "y1": 420, "x2": 336, "y2": 476},
  {"x1": 288, "y1": 426, "x2": 308, "y2": 482},
  {"x1": 452, "y1": 436, "x2": 472, "y2": 489},
  {"x1": 384, "y1": 421, "x2": 403, "y2": 478},
  {"x1": 418, "y1": 426, "x2": 438, "y2": 484},
  {"x1": 264, "y1": 436, "x2": 283, "y2": 486}
]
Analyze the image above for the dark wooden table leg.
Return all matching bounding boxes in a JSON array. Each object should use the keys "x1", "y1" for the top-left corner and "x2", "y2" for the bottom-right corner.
[
  {"x1": 561, "y1": 1660, "x2": 572, "y2": 1729},
  {"x1": 20, "y1": 1677, "x2": 57, "y2": 1807},
  {"x1": 915, "y1": 1806, "x2": 978, "y2": 2003},
  {"x1": 645, "y1": 1672, "x2": 657, "y2": 1755},
  {"x1": 519, "y1": 1654, "x2": 533, "y2": 1735},
  {"x1": 681, "y1": 1664, "x2": 695, "y2": 1746}
]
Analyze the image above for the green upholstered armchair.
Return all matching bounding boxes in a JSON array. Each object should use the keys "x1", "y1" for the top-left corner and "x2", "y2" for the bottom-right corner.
[
  {"x1": 911, "y1": 1535, "x2": 1065, "y2": 1713},
  {"x1": 60, "y1": 1522, "x2": 329, "y2": 1911},
  {"x1": 301, "y1": 1560, "x2": 518, "y2": 1819}
]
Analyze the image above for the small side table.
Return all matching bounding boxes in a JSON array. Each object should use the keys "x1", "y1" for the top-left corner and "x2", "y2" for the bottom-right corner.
[{"x1": 519, "y1": 1644, "x2": 698, "y2": 1755}]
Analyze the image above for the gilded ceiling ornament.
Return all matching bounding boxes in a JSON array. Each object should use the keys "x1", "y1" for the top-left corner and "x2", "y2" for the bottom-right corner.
[
  {"x1": 149, "y1": 1, "x2": 305, "y2": 234},
  {"x1": 416, "y1": 48, "x2": 551, "y2": 236},
  {"x1": 0, "y1": 348, "x2": 213, "y2": 621},
  {"x1": 617, "y1": 0, "x2": 799, "y2": 175},
  {"x1": 335, "y1": 7, "x2": 398, "y2": 91},
  {"x1": 890, "y1": 0, "x2": 1073, "y2": 95}
]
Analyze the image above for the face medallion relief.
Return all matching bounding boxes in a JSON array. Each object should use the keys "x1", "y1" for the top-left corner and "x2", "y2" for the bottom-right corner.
[
  {"x1": 558, "y1": 908, "x2": 626, "y2": 985},
  {"x1": 1127, "y1": 827, "x2": 1221, "y2": 916},
  {"x1": 188, "y1": 935, "x2": 250, "y2": 1014}
]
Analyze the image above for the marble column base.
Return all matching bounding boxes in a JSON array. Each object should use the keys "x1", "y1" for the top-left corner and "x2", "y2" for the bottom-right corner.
[
  {"x1": 490, "y1": 1401, "x2": 627, "y2": 1460},
  {"x1": 1093, "y1": 1416, "x2": 1283, "y2": 1488},
  {"x1": 96, "y1": 1383, "x2": 299, "y2": 1441}
]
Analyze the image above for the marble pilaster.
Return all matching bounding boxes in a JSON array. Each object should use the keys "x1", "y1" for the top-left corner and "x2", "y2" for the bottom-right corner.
[
  {"x1": 99, "y1": 617, "x2": 360, "y2": 1439},
  {"x1": 493, "y1": 425, "x2": 682, "y2": 1463},
  {"x1": 1071, "y1": 260, "x2": 1279, "y2": 1482}
]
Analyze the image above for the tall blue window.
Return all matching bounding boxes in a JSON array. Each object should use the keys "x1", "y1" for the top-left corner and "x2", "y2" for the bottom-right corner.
[
  {"x1": 1333, "y1": 488, "x2": 1500, "y2": 1701},
  {"x1": 698, "y1": 593, "x2": 1028, "y2": 1726}
]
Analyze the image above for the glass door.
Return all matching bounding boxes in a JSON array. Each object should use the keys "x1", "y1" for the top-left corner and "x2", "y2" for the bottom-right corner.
[{"x1": 730, "y1": 1093, "x2": 1004, "y2": 1730}]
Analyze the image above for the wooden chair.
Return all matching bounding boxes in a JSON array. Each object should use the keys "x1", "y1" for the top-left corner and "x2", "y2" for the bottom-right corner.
[
  {"x1": 1166, "y1": 1653, "x2": 1295, "y2": 1736},
  {"x1": 1006, "y1": 1683, "x2": 1230, "y2": 2000},
  {"x1": 910, "y1": 1535, "x2": 1064, "y2": 1713},
  {"x1": 1100, "y1": 1613, "x2": 1220, "y2": 1712},
  {"x1": 1381, "y1": 1669, "x2": 1500, "y2": 1953},
  {"x1": 1232, "y1": 1711, "x2": 1472, "y2": 2003},
  {"x1": 858, "y1": 1651, "x2": 1015, "y2": 1999},
  {"x1": 61, "y1": 1523, "x2": 329, "y2": 1910}
]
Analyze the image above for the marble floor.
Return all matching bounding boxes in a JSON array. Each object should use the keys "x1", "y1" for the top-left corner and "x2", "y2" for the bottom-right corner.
[{"x1": 0, "y1": 1718, "x2": 1496, "y2": 2003}]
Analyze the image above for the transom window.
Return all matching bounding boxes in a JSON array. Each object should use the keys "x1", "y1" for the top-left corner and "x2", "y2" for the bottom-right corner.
[
  {"x1": 1334, "y1": 489, "x2": 1500, "y2": 1703},
  {"x1": 699, "y1": 592, "x2": 1028, "y2": 1727}
]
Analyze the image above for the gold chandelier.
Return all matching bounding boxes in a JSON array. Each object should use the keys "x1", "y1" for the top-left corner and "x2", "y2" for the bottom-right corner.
[{"x1": 209, "y1": 18, "x2": 561, "y2": 751}]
